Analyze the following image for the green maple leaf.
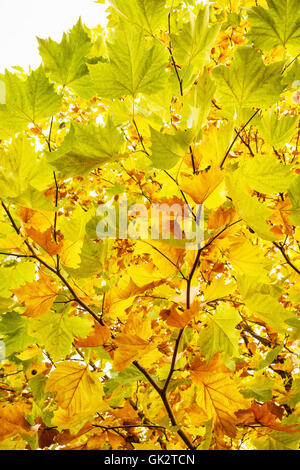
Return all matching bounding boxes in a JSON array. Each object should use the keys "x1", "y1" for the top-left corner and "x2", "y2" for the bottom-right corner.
[
  {"x1": 38, "y1": 18, "x2": 92, "y2": 88},
  {"x1": 0, "y1": 263, "x2": 35, "y2": 298},
  {"x1": 109, "y1": 0, "x2": 166, "y2": 34},
  {"x1": 0, "y1": 136, "x2": 53, "y2": 209},
  {"x1": 242, "y1": 373, "x2": 275, "y2": 402},
  {"x1": 0, "y1": 66, "x2": 61, "y2": 139},
  {"x1": 253, "y1": 429, "x2": 300, "y2": 450},
  {"x1": 150, "y1": 127, "x2": 192, "y2": 169},
  {"x1": 198, "y1": 303, "x2": 241, "y2": 363},
  {"x1": 48, "y1": 117, "x2": 126, "y2": 177},
  {"x1": 247, "y1": 0, "x2": 300, "y2": 53},
  {"x1": 257, "y1": 109, "x2": 299, "y2": 149},
  {"x1": 88, "y1": 21, "x2": 168, "y2": 99},
  {"x1": 212, "y1": 45, "x2": 285, "y2": 114},
  {"x1": 181, "y1": 69, "x2": 216, "y2": 139},
  {"x1": 171, "y1": 5, "x2": 220, "y2": 70},
  {"x1": 65, "y1": 237, "x2": 113, "y2": 279},
  {"x1": 237, "y1": 276, "x2": 292, "y2": 333},
  {"x1": 29, "y1": 311, "x2": 92, "y2": 362},
  {"x1": 238, "y1": 153, "x2": 294, "y2": 194},
  {"x1": 257, "y1": 345, "x2": 283, "y2": 371},
  {"x1": 0, "y1": 312, "x2": 35, "y2": 358}
]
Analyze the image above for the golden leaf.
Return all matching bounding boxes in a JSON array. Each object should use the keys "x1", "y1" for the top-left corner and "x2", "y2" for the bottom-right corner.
[
  {"x1": 160, "y1": 303, "x2": 198, "y2": 329},
  {"x1": 113, "y1": 334, "x2": 154, "y2": 372},
  {"x1": 75, "y1": 321, "x2": 110, "y2": 348},
  {"x1": 12, "y1": 271, "x2": 59, "y2": 317},
  {"x1": 45, "y1": 361, "x2": 104, "y2": 420},
  {"x1": 0, "y1": 402, "x2": 33, "y2": 440},
  {"x1": 18, "y1": 207, "x2": 52, "y2": 232},
  {"x1": 190, "y1": 355, "x2": 248, "y2": 438},
  {"x1": 236, "y1": 402, "x2": 298, "y2": 433},
  {"x1": 25, "y1": 226, "x2": 63, "y2": 256},
  {"x1": 180, "y1": 167, "x2": 223, "y2": 204}
]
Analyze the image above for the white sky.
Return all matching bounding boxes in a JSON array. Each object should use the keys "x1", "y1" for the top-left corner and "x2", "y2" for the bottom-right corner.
[{"x1": 0, "y1": 0, "x2": 107, "y2": 72}]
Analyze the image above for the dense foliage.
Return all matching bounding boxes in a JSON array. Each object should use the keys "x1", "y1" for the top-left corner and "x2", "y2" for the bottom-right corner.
[{"x1": 0, "y1": 0, "x2": 300, "y2": 451}]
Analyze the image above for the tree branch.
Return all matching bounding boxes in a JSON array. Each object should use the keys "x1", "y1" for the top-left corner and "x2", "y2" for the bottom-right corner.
[
  {"x1": 1, "y1": 201, "x2": 105, "y2": 326},
  {"x1": 220, "y1": 109, "x2": 260, "y2": 169},
  {"x1": 273, "y1": 241, "x2": 300, "y2": 276},
  {"x1": 133, "y1": 360, "x2": 195, "y2": 450}
]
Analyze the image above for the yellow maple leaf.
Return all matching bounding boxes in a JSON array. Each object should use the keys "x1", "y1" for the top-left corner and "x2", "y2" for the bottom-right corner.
[
  {"x1": 113, "y1": 334, "x2": 154, "y2": 372},
  {"x1": 45, "y1": 361, "x2": 104, "y2": 422},
  {"x1": 225, "y1": 237, "x2": 270, "y2": 278},
  {"x1": 104, "y1": 276, "x2": 158, "y2": 320},
  {"x1": 203, "y1": 278, "x2": 235, "y2": 303},
  {"x1": 16, "y1": 344, "x2": 42, "y2": 361},
  {"x1": 190, "y1": 355, "x2": 248, "y2": 439},
  {"x1": 13, "y1": 271, "x2": 59, "y2": 317},
  {"x1": 180, "y1": 167, "x2": 223, "y2": 204},
  {"x1": 113, "y1": 313, "x2": 155, "y2": 371},
  {"x1": 18, "y1": 206, "x2": 52, "y2": 232},
  {"x1": 60, "y1": 239, "x2": 83, "y2": 268}
]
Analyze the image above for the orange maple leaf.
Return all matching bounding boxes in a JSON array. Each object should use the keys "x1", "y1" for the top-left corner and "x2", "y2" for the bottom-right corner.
[
  {"x1": 236, "y1": 402, "x2": 299, "y2": 433},
  {"x1": 0, "y1": 402, "x2": 33, "y2": 441},
  {"x1": 12, "y1": 271, "x2": 59, "y2": 317},
  {"x1": 75, "y1": 321, "x2": 110, "y2": 348}
]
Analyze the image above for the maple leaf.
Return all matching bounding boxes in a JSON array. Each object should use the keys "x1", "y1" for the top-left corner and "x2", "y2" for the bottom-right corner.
[
  {"x1": 113, "y1": 315, "x2": 155, "y2": 372},
  {"x1": 160, "y1": 303, "x2": 198, "y2": 329},
  {"x1": 236, "y1": 402, "x2": 298, "y2": 433},
  {"x1": 190, "y1": 355, "x2": 249, "y2": 439},
  {"x1": 26, "y1": 226, "x2": 63, "y2": 256},
  {"x1": 0, "y1": 402, "x2": 34, "y2": 441},
  {"x1": 180, "y1": 167, "x2": 224, "y2": 204},
  {"x1": 12, "y1": 272, "x2": 59, "y2": 317},
  {"x1": 45, "y1": 361, "x2": 105, "y2": 426},
  {"x1": 75, "y1": 321, "x2": 110, "y2": 348}
]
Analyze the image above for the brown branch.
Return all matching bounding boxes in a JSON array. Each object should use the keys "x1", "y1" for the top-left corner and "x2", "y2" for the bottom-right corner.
[
  {"x1": 133, "y1": 360, "x2": 195, "y2": 450},
  {"x1": 168, "y1": 2, "x2": 183, "y2": 97},
  {"x1": 163, "y1": 219, "x2": 242, "y2": 393},
  {"x1": 132, "y1": 117, "x2": 150, "y2": 156},
  {"x1": 235, "y1": 127, "x2": 254, "y2": 156},
  {"x1": 132, "y1": 221, "x2": 243, "y2": 449},
  {"x1": 92, "y1": 424, "x2": 165, "y2": 431},
  {"x1": 220, "y1": 109, "x2": 260, "y2": 169},
  {"x1": 1, "y1": 201, "x2": 105, "y2": 326},
  {"x1": 189, "y1": 145, "x2": 196, "y2": 174},
  {"x1": 128, "y1": 398, "x2": 168, "y2": 448},
  {"x1": 273, "y1": 242, "x2": 300, "y2": 276}
]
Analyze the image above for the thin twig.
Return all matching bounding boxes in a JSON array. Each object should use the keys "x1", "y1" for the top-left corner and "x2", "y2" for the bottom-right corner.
[
  {"x1": 1, "y1": 201, "x2": 105, "y2": 326},
  {"x1": 273, "y1": 242, "x2": 300, "y2": 275},
  {"x1": 220, "y1": 109, "x2": 260, "y2": 169}
]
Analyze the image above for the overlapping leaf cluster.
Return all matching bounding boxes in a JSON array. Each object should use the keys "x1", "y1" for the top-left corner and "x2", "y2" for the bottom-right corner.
[{"x1": 0, "y1": 0, "x2": 299, "y2": 450}]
